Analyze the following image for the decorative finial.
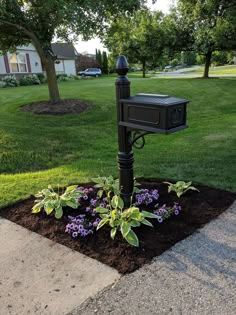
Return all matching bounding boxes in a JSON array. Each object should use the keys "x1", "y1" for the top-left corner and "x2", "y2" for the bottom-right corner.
[{"x1": 116, "y1": 55, "x2": 129, "y2": 76}]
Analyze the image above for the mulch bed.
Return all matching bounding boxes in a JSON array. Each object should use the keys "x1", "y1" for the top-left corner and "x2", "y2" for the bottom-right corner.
[
  {"x1": 22, "y1": 99, "x2": 91, "y2": 115},
  {"x1": 0, "y1": 180, "x2": 235, "y2": 274}
]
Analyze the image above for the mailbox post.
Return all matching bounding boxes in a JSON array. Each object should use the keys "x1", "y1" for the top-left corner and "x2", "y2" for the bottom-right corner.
[
  {"x1": 115, "y1": 55, "x2": 189, "y2": 206},
  {"x1": 115, "y1": 56, "x2": 134, "y2": 206}
]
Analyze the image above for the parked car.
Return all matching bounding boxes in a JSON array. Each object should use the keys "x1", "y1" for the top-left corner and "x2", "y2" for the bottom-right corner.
[{"x1": 78, "y1": 68, "x2": 102, "y2": 77}]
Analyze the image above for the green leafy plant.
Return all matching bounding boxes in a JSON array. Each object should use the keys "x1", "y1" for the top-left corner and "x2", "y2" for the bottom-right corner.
[
  {"x1": 19, "y1": 74, "x2": 40, "y2": 86},
  {"x1": 164, "y1": 181, "x2": 199, "y2": 198},
  {"x1": 96, "y1": 195, "x2": 157, "y2": 247},
  {"x1": 2, "y1": 74, "x2": 18, "y2": 87},
  {"x1": 92, "y1": 176, "x2": 140, "y2": 198},
  {"x1": 32, "y1": 185, "x2": 83, "y2": 219},
  {"x1": 37, "y1": 73, "x2": 47, "y2": 83},
  {"x1": 92, "y1": 176, "x2": 120, "y2": 198},
  {"x1": 0, "y1": 81, "x2": 6, "y2": 88}
]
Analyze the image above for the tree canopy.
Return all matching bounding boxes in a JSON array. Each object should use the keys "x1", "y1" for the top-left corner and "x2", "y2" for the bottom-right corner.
[
  {"x1": 104, "y1": 9, "x2": 165, "y2": 77},
  {"x1": 176, "y1": 0, "x2": 236, "y2": 77},
  {"x1": 0, "y1": 0, "x2": 146, "y2": 102}
]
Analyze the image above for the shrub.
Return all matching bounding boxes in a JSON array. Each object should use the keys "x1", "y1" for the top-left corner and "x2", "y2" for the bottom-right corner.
[
  {"x1": 0, "y1": 81, "x2": 6, "y2": 88},
  {"x1": 37, "y1": 73, "x2": 47, "y2": 83},
  {"x1": 68, "y1": 74, "x2": 75, "y2": 80},
  {"x1": 19, "y1": 74, "x2": 40, "y2": 86},
  {"x1": 56, "y1": 74, "x2": 70, "y2": 81},
  {"x1": 2, "y1": 75, "x2": 18, "y2": 87}
]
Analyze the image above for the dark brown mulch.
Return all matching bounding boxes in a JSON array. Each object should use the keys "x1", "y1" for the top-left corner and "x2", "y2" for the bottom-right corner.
[
  {"x1": 0, "y1": 180, "x2": 235, "y2": 274},
  {"x1": 22, "y1": 99, "x2": 91, "y2": 115}
]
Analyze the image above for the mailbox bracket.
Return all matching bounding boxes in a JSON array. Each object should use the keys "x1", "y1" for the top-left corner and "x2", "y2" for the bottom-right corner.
[{"x1": 128, "y1": 130, "x2": 152, "y2": 149}]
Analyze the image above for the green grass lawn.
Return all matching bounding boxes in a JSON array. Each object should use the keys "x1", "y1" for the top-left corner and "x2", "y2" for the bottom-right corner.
[
  {"x1": 182, "y1": 65, "x2": 236, "y2": 75},
  {"x1": 0, "y1": 76, "x2": 236, "y2": 208}
]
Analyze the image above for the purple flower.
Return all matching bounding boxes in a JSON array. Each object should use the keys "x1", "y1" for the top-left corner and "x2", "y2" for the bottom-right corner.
[
  {"x1": 72, "y1": 232, "x2": 78, "y2": 238},
  {"x1": 157, "y1": 217, "x2": 163, "y2": 223}
]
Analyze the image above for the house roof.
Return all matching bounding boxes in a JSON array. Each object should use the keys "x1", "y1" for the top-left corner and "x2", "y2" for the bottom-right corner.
[{"x1": 51, "y1": 43, "x2": 79, "y2": 60}]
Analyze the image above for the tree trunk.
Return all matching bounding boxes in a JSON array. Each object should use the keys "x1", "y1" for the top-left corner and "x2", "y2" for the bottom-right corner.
[
  {"x1": 142, "y1": 60, "x2": 146, "y2": 78},
  {"x1": 203, "y1": 51, "x2": 212, "y2": 79},
  {"x1": 44, "y1": 58, "x2": 61, "y2": 103}
]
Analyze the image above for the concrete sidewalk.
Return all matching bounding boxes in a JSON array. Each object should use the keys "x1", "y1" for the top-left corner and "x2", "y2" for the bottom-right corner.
[
  {"x1": 0, "y1": 217, "x2": 120, "y2": 315},
  {"x1": 69, "y1": 201, "x2": 236, "y2": 315}
]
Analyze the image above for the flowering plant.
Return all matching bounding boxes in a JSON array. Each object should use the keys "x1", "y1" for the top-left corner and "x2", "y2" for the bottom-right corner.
[
  {"x1": 154, "y1": 203, "x2": 182, "y2": 223},
  {"x1": 65, "y1": 186, "x2": 103, "y2": 238},
  {"x1": 164, "y1": 181, "x2": 199, "y2": 198},
  {"x1": 65, "y1": 214, "x2": 101, "y2": 238},
  {"x1": 135, "y1": 188, "x2": 159, "y2": 206},
  {"x1": 92, "y1": 176, "x2": 120, "y2": 198},
  {"x1": 96, "y1": 195, "x2": 157, "y2": 247},
  {"x1": 32, "y1": 185, "x2": 83, "y2": 219}
]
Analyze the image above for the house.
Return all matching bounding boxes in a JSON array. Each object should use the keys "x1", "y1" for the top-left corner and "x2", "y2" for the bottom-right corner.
[
  {"x1": 0, "y1": 44, "x2": 43, "y2": 79},
  {"x1": 52, "y1": 43, "x2": 79, "y2": 75},
  {"x1": 0, "y1": 42, "x2": 79, "y2": 79}
]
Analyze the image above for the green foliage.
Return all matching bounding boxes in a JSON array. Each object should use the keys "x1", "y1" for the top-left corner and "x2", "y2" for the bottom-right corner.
[
  {"x1": 102, "y1": 51, "x2": 109, "y2": 74},
  {"x1": 92, "y1": 176, "x2": 120, "y2": 198},
  {"x1": 170, "y1": 58, "x2": 179, "y2": 67},
  {"x1": 32, "y1": 185, "x2": 83, "y2": 219},
  {"x1": 2, "y1": 75, "x2": 18, "y2": 87},
  {"x1": 19, "y1": 74, "x2": 40, "y2": 86},
  {"x1": 181, "y1": 51, "x2": 197, "y2": 66},
  {"x1": 96, "y1": 49, "x2": 103, "y2": 69},
  {"x1": 212, "y1": 51, "x2": 228, "y2": 66},
  {"x1": 96, "y1": 195, "x2": 157, "y2": 246},
  {"x1": 37, "y1": 73, "x2": 47, "y2": 83},
  {"x1": 92, "y1": 176, "x2": 140, "y2": 200},
  {"x1": 104, "y1": 9, "x2": 165, "y2": 77},
  {"x1": 196, "y1": 53, "x2": 205, "y2": 65},
  {"x1": 164, "y1": 181, "x2": 199, "y2": 198},
  {"x1": 0, "y1": 81, "x2": 6, "y2": 88}
]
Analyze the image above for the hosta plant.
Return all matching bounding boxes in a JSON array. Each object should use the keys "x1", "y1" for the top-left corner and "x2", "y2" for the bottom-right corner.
[
  {"x1": 92, "y1": 176, "x2": 140, "y2": 202},
  {"x1": 92, "y1": 176, "x2": 120, "y2": 198},
  {"x1": 96, "y1": 195, "x2": 157, "y2": 247},
  {"x1": 32, "y1": 185, "x2": 83, "y2": 219},
  {"x1": 164, "y1": 181, "x2": 199, "y2": 198}
]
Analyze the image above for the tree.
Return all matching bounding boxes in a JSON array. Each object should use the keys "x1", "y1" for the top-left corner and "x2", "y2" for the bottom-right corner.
[
  {"x1": 96, "y1": 49, "x2": 103, "y2": 69},
  {"x1": 76, "y1": 54, "x2": 100, "y2": 72},
  {"x1": 0, "y1": 0, "x2": 146, "y2": 103},
  {"x1": 177, "y1": 0, "x2": 236, "y2": 78},
  {"x1": 104, "y1": 9, "x2": 165, "y2": 78},
  {"x1": 102, "y1": 51, "x2": 109, "y2": 74},
  {"x1": 181, "y1": 51, "x2": 197, "y2": 66}
]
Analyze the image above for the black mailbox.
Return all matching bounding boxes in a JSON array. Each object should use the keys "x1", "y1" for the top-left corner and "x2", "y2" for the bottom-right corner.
[
  {"x1": 119, "y1": 93, "x2": 189, "y2": 134},
  {"x1": 115, "y1": 55, "x2": 190, "y2": 206}
]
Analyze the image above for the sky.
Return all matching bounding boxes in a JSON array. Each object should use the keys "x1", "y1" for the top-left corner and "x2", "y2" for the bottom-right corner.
[{"x1": 75, "y1": 0, "x2": 174, "y2": 54}]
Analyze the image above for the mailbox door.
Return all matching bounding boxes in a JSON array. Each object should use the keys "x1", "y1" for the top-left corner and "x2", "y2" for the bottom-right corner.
[{"x1": 167, "y1": 104, "x2": 186, "y2": 129}]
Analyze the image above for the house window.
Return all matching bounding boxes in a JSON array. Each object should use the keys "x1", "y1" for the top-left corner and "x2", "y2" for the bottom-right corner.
[{"x1": 10, "y1": 53, "x2": 27, "y2": 73}]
